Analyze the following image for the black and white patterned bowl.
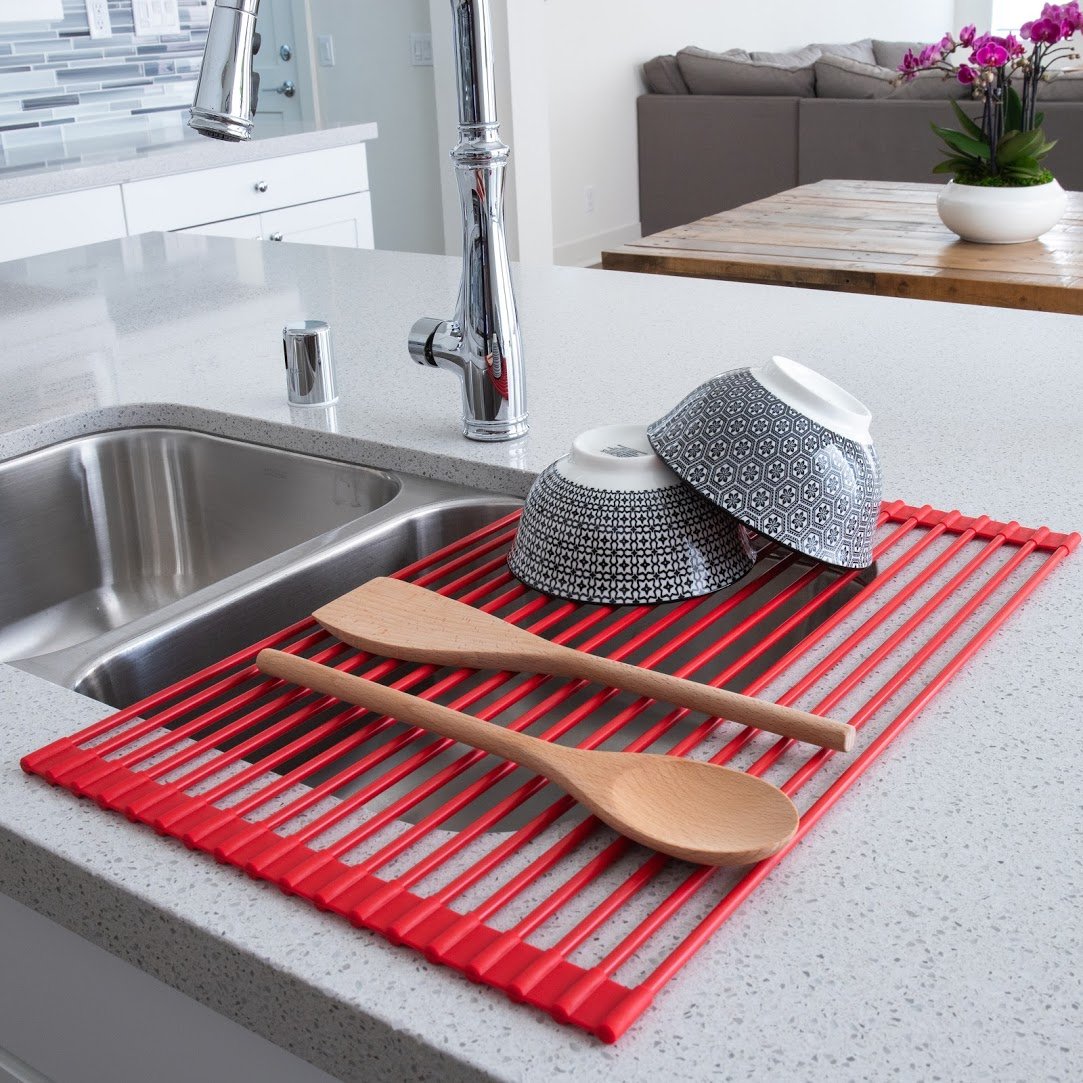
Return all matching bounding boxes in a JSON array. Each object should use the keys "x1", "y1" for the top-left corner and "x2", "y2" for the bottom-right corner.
[
  {"x1": 508, "y1": 424, "x2": 755, "y2": 606},
  {"x1": 647, "y1": 357, "x2": 882, "y2": 569}
]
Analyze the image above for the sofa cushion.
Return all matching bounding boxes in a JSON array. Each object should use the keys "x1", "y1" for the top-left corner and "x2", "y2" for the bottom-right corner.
[
  {"x1": 814, "y1": 55, "x2": 964, "y2": 99},
  {"x1": 813, "y1": 38, "x2": 877, "y2": 64},
  {"x1": 676, "y1": 46, "x2": 817, "y2": 96},
  {"x1": 643, "y1": 54, "x2": 690, "y2": 94},
  {"x1": 1039, "y1": 69, "x2": 1083, "y2": 100},
  {"x1": 749, "y1": 45, "x2": 822, "y2": 66},
  {"x1": 872, "y1": 40, "x2": 928, "y2": 69}
]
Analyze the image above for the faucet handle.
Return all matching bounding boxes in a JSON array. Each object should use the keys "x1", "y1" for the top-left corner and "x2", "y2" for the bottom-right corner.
[{"x1": 408, "y1": 316, "x2": 444, "y2": 366}]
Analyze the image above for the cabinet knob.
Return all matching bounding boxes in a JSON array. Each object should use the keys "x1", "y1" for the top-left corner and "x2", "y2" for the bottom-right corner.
[
  {"x1": 254, "y1": 180, "x2": 268, "y2": 193},
  {"x1": 269, "y1": 231, "x2": 284, "y2": 242}
]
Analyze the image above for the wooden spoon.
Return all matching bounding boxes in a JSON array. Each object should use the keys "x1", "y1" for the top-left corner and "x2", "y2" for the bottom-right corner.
[
  {"x1": 257, "y1": 649, "x2": 799, "y2": 866},
  {"x1": 313, "y1": 577, "x2": 855, "y2": 753}
]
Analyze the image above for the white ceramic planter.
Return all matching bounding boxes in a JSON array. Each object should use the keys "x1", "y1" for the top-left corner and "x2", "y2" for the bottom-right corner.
[{"x1": 937, "y1": 178, "x2": 1067, "y2": 244}]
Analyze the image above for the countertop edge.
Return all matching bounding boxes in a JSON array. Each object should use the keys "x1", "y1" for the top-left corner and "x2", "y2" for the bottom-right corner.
[
  {"x1": 0, "y1": 123, "x2": 379, "y2": 202},
  {"x1": 0, "y1": 820, "x2": 500, "y2": 1083},
  {"x1": 0, "y1": 402, "x2": 537, "y2": 499}
]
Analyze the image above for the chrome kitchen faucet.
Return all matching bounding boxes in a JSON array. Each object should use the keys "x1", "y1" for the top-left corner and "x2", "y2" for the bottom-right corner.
[{"x1": 189, "y1": 0, "x2": 528, "y2": 442}]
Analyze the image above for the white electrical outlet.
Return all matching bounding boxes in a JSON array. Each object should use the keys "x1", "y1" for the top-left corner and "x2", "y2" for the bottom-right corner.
[
  {"x1": 85, "y1": 0, "x2": 112, "y2": 40},
  {"x1": 410, "y1": 32, "x2": 433, "y2": 67},
  {"x1": 585, "y1": 186, "x2": 595, "y2": 214},
  {"x1": 318, "y1": 34, "x2": 336, "y2": 67}
]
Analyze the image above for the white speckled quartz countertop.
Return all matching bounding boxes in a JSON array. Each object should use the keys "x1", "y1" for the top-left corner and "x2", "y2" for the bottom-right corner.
[
  {"x1": 0, "y1": 235, "x2": 1080, "y2": 1082},
  {"x1": 0, "y1": 122, "x2": 378, "y2": 202}
]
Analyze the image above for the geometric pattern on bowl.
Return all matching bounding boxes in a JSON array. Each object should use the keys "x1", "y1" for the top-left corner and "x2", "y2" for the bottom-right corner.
[
  {"x1": 647, "y1": 368, "x2": 882, "y2": 568},
  {"x1": 508, "y1": 463, "x2": 756, "y2": 605}
]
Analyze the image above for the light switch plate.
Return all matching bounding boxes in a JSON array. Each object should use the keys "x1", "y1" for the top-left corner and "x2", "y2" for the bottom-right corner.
[
  {"x1": 410, "y1": 32, "x2": 433, "y2": 67},
  {"x1": 85, "y1": 0, "x2": 112, "y2": 39},
  {"x1": 133, "y1": 0, "x2": 181, "y2": 37},
  {"x1": 318, "y1": 34, "x2": 336, "y2": 67}
]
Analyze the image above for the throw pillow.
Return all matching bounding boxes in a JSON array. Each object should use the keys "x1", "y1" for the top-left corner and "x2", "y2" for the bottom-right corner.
[
  {"x1": 872, "y1": 40, "x2": 928, "y2": 69},
  {"x1": 676, "y1": 46, "x2": 817, "y2": 96},
  {"x1": 813, "y1": 38, "x2": 877, "y2": 65},
  {"x1": 1038, "y1": 69, "x2": 1083, "y2": 99},
  {"x1": 814, "y1": 55, "x2": 964, "y2": 100},
  {"x1": 643, "y1": 54, "x2": 690, "y2": 94}
]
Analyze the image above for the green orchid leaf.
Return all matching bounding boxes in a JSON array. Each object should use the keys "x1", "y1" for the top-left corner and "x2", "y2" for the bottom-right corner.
[
  {"x1": 996, "y1": 129, "x2": 1044, "y2": 166},
  {"x1": 949, "y1": 100, "x2": 985, "y2": 140},
  {"x1": 1003, "y1": 155, "x2": 1041, "y2": 176},
  {"x1": 936, "y1": 127, "x2": 992, "y2": 160}
]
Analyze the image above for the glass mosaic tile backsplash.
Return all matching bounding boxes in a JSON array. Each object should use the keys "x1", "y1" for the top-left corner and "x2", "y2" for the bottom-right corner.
[{"x1": 0, "y1": 0, "x2": 211, "y2": 174}]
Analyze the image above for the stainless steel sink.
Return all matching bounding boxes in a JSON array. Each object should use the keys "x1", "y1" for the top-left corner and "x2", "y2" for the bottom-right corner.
[{"x1": 1, "y1": 427, "x2": 519, "y2": 708}]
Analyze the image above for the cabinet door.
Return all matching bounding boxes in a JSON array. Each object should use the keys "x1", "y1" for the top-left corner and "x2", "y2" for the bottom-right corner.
[
  {"x1": 176, "y1": 213, "x2": 264, "y2": 240},
  {"x1": 0, "y1": 187, "x2": 127, "y2": 263},
  {"x1": 261, "y1": 193, "x2": 373, "y2": 249}
]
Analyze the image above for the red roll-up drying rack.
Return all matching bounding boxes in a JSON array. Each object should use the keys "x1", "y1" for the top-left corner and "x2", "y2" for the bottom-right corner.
[{"x1": 21, "y1": 501, "x2": 1078, "y2": 1043}]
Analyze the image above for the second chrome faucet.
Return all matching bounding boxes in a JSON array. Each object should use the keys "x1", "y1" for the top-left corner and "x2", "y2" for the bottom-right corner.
[{"x1": 189, "y1": 0, "x2": 528, "y2": 442}]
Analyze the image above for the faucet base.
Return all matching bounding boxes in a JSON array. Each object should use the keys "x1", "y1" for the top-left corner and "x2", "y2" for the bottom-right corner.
[{"x1": 464, "y1": 416, "x2": 529, "y2": 442}]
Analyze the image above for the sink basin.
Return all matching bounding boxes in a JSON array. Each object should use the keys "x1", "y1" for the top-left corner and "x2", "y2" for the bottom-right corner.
[
  {"x1": 1, "y1": 428, "x2": 400, "y2": 664},
  {"x1": 1, "y1": 427, "x2": 519, "y2": 707}
]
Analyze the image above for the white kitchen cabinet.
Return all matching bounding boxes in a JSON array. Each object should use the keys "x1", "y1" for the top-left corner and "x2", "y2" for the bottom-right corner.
[
  {"x1": 176, "y1": 193, "x2": 373, "y2": 250},
  {"x1": 122, "y1": 144, "x2": 369, "y2": 235},
  {"x1": 0, "y1": 141, "x2": 374, "y2": 261},
  {"x1": 0, "y1": 186, "x2": 128, "y2": 262}
]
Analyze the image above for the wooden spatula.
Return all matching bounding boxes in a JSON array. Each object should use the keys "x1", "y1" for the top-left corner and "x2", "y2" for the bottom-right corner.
[
  {"x1": 313, "y1": 577, "x2": 855, "y2": 752},
  {"x1": 257, "y1": 649, "x2": 799, "y2": 866}
]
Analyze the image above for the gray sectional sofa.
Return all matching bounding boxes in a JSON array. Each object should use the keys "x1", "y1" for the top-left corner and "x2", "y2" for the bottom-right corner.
[{"x1": 638, "y1": 40, "x2": 1083, "y2": 235}]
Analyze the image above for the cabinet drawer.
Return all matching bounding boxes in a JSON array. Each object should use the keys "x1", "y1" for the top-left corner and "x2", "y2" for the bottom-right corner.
[
  {"x1": 261, "y1": 192, "x2": 373, "y2": 249},
  {"x1": 122, "y1": 143, "x2": 368, "y2": 234},
  {"x1": 0, "y1": 187, "x2": 127, "y2": 262}
]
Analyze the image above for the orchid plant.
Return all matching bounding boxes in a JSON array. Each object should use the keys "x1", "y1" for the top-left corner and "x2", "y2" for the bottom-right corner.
[{"x1": 899, "y1": 2, "x2": 1082, "y2": 186}]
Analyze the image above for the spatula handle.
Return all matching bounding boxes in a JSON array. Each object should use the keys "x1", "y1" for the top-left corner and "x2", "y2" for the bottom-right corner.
[
  {"x1": 553, "y1": 648, "x2": 855, "y2": 752},
  {"x1": 257, "y1": 650, "x2": 559, "y2": 775}
]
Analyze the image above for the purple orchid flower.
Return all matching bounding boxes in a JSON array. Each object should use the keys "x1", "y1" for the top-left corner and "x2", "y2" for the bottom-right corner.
[{"x1": 972, "y1": 37, "x2": 1011, "y2": 67}]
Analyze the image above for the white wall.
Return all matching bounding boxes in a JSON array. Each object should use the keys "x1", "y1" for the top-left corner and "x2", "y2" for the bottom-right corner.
[
  {"x1": 540, "y1": 0, "x2": 959, "y2": 264},
  {"x1": 425, "y1": 1, "x2": 973, "y2": 266},
  {"x1": 308, "y1": 0, "x2": 444, "y2": 255}
]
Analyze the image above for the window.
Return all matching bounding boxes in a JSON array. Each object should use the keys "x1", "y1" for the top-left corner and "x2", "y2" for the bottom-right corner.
[{"x1": 992, "y1": 1, "x2": 1043, "y2": 32}]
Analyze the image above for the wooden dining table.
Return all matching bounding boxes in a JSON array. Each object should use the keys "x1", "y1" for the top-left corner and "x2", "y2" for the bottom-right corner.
[{"x1": 601, "y1": 178, "x2": 1083, "y2": 314}]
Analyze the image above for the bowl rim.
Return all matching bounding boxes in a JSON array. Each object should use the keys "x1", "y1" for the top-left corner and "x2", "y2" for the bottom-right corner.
[{"x1": 755, "y1": 356, "x2": 872, "y2": 445}]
